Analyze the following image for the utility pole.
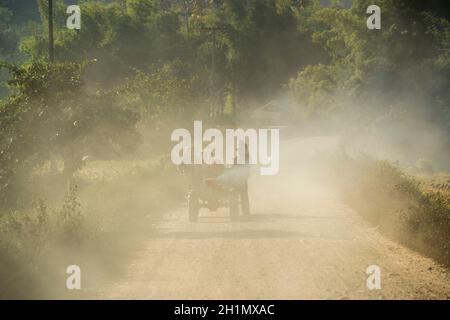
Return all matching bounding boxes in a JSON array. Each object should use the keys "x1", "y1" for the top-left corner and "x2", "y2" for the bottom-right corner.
[
  {"x1": 182, "y1": 0, "x2": 192, "y2": 35},
  {"x1": 200, "y1": 26, "x2": 228, "y2": 119},
  {"x1": 48, "y1": 0, "x2": 54, "y2": 62}
]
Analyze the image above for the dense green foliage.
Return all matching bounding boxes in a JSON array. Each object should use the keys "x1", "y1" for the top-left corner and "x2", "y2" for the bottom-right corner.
[
  {"x1": 0, "y1": 61, "x2": 140, "y2": 208},
  {"x1": 289, "y1": 0, "x2": 450, "y2": 169},
  {"x1": 290, "y1": 0, "x2": 450, "y2": 118}
]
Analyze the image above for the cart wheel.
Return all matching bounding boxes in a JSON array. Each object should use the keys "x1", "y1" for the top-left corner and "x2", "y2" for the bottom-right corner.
[{"x1": 188, "y1": 191, "x2": 199, "y2": 222}]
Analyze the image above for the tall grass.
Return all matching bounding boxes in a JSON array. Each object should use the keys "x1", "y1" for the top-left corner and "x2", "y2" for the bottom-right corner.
[
  {"x1": 335, "y1": 155, "x2": 450, "y2": 266},
  {"x1": 0, "y1": 158, "x2": 184, "y2": 299}
]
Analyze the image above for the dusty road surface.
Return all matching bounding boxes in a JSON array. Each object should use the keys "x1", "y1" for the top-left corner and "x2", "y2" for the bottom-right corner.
[{"x1": 97, "y1": 137, "x2": 450, "y2": 299}]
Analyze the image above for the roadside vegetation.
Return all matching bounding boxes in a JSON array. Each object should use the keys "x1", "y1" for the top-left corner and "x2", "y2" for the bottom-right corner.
[
  {"x1": 0, "y1": 158, "x2": 184, "y2": 298},
  {"x1": 335, "y1": 155, "x2": 450, "y2": 266}
]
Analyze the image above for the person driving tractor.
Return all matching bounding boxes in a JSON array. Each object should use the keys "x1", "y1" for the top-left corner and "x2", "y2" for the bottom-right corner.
[{"x1": 180, "y1": 139, "x2": 251, "y2": 221}]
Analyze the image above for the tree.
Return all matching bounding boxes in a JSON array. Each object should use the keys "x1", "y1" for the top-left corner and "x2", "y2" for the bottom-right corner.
[{"x1": 0, "y1": 60, "x2": 140, "y2": 208}]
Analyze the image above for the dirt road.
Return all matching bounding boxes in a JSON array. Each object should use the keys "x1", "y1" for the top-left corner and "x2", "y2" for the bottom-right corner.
[{"x1": 98, "y1": 137, "x2": 450, "y2": 299}]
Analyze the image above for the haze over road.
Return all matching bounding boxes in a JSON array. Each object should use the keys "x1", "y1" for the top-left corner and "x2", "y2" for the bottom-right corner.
[{"x1": 99, "y1": 137, "x2": 450, "y2": 299}]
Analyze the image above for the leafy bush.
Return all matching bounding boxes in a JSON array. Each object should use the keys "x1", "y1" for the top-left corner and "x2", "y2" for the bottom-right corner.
[
  {"x1": 0, "y1": 185, "x2": 84, "y2": 298},
  {"x1": 0, "y1": 157, "x2": 184, "y2": 298},
  {"x1": 0, "y1": 60, "x2": 140, "y2": 209},
  {"x1": 119, "y1": 60, "x2": 209, "y2": 124},
  {"x1": 335, "y1": 155, "x2": 450, "y2": 266}
]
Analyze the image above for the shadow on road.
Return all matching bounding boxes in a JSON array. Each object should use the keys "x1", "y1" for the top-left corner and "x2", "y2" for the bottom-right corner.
[{"x1": 149, "y1": 228, "x2": 352, "y2": 241}]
